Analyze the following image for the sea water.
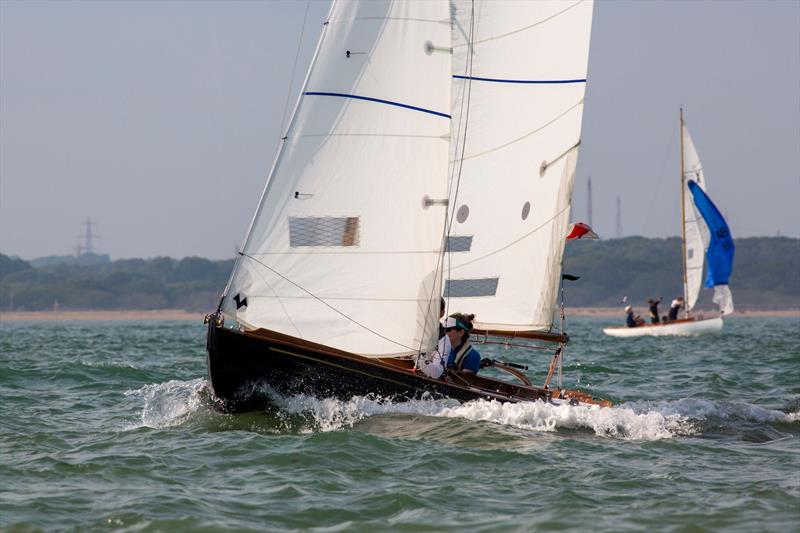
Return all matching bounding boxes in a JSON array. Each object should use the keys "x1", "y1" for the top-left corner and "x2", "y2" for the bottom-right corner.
[{"x1": 1, "y1": 317, "x2": 798, "y2": 531}]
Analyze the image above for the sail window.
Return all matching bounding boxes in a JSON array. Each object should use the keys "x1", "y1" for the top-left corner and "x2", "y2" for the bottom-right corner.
[
  {"x1": 456, "y1": 205, "x2": 470, "y2": 223},
  {"x1": 446, "y1": 236, "x2": 472, "y2": 252},
  {"x1": 288, "y1": 217, "x2": 360, "y2": 247},
  {"x1": 445, "y1": 278, "x2": 499, "y2": 298},
  {"x1": 521, "y1": 202, "x2": 531, "y2": 220},
  {"x1": 687, "y1": 248, "x2": 694, "y2": 259}
]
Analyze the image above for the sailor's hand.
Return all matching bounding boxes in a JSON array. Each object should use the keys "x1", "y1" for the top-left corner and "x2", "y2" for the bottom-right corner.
[{"x1": 480, "y1": 358, "x2": 494, "y2": 368}]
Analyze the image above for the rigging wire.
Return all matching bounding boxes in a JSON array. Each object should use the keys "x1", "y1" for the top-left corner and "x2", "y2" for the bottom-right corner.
[
  {"x1": 415, "y1": 0, "x2": 477, "y2": 358},
  {"x1": 279, "y1": 0, "x2": 312, "y2": 138},
  {"x1": 645, "y1": 120, "x2": 679, "y2": 221},
  {"x1": 238, "y1": 252, "x2": 417, "y2": 353},
  {"x1": 247, "y1": 260, "x2": 304, "y2": 339}
]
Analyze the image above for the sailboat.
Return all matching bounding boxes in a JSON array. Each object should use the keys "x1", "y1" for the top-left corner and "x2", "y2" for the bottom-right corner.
[
  {"x1": 204, "y1": 0, "x2": 610, "y2": 411},
  {"x1": 603, "y1": 109, "x2": 735, "y2": 337}
]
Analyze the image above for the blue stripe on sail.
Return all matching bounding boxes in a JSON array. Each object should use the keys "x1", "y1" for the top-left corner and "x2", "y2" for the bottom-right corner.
[
  {"x1": 304, "y1": 92, "x2": 451, "y2": 119},
  {"x1": 453, "y1": 75, "x2": 587, "y2": 84},
  {"x1": 687, "y1": 180, "x2": 735, "y2": 287}
]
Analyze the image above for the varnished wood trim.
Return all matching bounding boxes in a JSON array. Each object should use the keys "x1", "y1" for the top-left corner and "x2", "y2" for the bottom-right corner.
[{"x1": 472, "y1": 329, "x2": 568, "y2": 343}]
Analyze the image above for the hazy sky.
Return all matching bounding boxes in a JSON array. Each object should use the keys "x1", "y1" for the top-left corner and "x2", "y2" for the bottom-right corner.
[{"x1": 1, "y1": 0, "x2": 798, "y2": 260}]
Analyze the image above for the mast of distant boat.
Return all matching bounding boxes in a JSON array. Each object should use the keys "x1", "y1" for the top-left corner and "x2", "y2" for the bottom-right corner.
[{"x1": 679, "y1": 107, "x2": 690, "y2": 319}]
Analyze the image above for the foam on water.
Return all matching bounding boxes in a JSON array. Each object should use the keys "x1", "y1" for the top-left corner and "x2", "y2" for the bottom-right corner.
[
  {"x1": 267, "y1": 390, "x2": 684, "y2": 440},
  {"x1": 126, "y1": 379, "x2": 799, "y2": 441},
  {"x1": 268, "y1": 388, "x2": 799, "y2": 440},
  {"x1": 124, "y1": 378, "x2": 206, "y2": 429},
  {"x1": 625, "y1": 398, "x2": 800, "y2": 424}
]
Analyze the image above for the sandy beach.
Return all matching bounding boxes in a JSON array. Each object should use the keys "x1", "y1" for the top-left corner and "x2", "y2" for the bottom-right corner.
[{"x1": 0, "y1": 308, "x2": 797, "y2": 322}]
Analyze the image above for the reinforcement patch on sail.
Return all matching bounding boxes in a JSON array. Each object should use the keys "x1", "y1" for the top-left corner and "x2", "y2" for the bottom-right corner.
[
  {"x1": 288, "y1": 217, "x2": 360, "y2": 247},
  {"x1": 445, "y1": 236, "x2": 473, "y2": 252},
  {"x1": 444, "y1": 278, "x2": 499, "y2": 298}
]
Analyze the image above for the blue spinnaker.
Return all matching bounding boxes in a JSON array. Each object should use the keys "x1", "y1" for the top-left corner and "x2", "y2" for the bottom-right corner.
[{"x1": 687, "y1": 180, "x2": 734, "y2": 287}]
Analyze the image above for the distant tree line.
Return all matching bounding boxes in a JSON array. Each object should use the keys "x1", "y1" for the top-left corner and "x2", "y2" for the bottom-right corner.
[
  {"x1": 562, "y1": 236, "x2": 800, "y2": 309},
  {"x1": 0, "y1": 255, "x2": 234, "y2": 311},
  {"x1": 1, "y1": 237, "x2": 798, "y2": 311}
]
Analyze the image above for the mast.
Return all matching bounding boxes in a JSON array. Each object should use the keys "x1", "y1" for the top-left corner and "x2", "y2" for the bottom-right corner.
[{"x1": 679, "y1": 106, "x2": 689, "y2": 318}]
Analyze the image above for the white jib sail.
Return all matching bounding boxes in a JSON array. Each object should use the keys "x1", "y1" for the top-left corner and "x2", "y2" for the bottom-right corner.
[
  {"x1": 221, "y1": 0, "x2": 452, "y2": 357},
  {"x1": 682, "y1": 123, "x2": 710, "y2": 312},
  {"x1": 445, "y1": 0, "x2": 594, "y2": 332}
]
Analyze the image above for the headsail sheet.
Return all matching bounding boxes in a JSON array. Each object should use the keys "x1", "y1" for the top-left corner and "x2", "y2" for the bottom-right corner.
[
  {"x1": 688, "y1": 180, "x2": 735, "y2": 314},
  {"x1": 446, "y1": 0, "x2": 594, "y2": 332},
  {"x1": 681, "y1": 124, "x2": 709, "y2": 311},
  {"x1": 221, "y1": 0, "x2": 452, "y2": 357}
]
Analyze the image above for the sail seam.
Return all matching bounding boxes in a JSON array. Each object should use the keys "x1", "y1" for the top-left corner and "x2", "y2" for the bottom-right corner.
[
  {"x1": 330, "y1": 17, "x2": 450, "y2": 25},
  {"x1": 239, "y1": 295, "x2": 430, "y2": 302},
  {"x1": 248, "y1": 250, "x2": 441, "y2": 255},
  {"x1": 449, "y1": 203, "x2": 571, "y2": 271},
  {"x1": 304, "y1": 92, "x2": 451, "y2": 119},
  {"x1": 453, "y1": 0, "x2": 585, "y2": 47},
  {"x1": 334, "y1": 16, "x2": 450, "y2": 25},
  {"x1": 239, "y1": 252, "x2": 417, "y2": 351},
  {"x1": 294, "y1": 133, "x2": 448, "y2": 140},
  {"x1": 452, "y1": 99, "x2": 583, "y2": 162}
]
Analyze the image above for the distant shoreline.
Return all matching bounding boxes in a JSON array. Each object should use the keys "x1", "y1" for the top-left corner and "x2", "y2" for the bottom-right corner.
[
  {"x1": 563, "y1": 307, "x2": 800, "y2": 318},
  {"x1": 0, "y1": 308, "x2": 797, "y2": 322},
  {"x1": 0, "y1": 309, "x2": 206, "y2": 322}
]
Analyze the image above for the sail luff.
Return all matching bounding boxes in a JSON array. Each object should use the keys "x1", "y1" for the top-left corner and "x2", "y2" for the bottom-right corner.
[
  {"x1": 446, "y1": 0, "x2": 594, "y2": 332},
  {"x1": 681, "y1": 117, "x2": 710, "y2": 312},
  {"x1": 221, "y1": 1, "x2": 337, "y2": 305},
  {"x1": 220, "y1": 0, "x2": 452, "y2": 357},
  {"x1": 679, "y1": 108, "x2": 689, "y2": 316}
]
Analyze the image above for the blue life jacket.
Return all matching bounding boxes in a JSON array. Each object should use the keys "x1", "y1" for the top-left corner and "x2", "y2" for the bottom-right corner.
[{"x1": 447, "y1": 342, "x2": 481, "y2": 373}]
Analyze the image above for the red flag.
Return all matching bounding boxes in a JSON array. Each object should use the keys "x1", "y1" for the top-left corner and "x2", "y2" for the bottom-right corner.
[{"x1": 566, "y1": 222, "x2": 599, "y2": 240}]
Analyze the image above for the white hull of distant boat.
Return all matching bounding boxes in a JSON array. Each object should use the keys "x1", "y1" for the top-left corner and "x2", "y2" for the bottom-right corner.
[{"x1": 602, "y1": 317, "x2": 723, "y2": 337}]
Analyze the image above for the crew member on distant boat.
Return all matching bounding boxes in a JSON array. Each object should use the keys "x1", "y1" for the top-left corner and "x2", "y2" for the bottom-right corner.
[
  {"x1": 444, "y1": 313, "x2": 481, "y2": 375},
  {"x1": 668, "y1": 297, "x2": 685, "y2": 321},
  {"x1": 648, "y1": 297, "x2": 662, "y2": 324},
  {"x1": 625, "y1": 305, "x2": 644, "y2": 328}
]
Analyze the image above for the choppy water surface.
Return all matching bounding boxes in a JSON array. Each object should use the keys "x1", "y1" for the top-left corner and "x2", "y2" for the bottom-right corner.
[{"x1": 1, "y1": 317, "x2": 798, "y2": 531}]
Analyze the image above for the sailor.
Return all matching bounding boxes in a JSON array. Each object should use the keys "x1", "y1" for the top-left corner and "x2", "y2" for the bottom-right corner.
[
  {"x1": 668, "y1": 297, "x2": 685, "y2": 321},
  {"x1": 625, "y1": 305, "x2": 643, "y2": 327},
  {"x1": 438, "y1": 297, "x2": 447, "y2": 340},
  {"x1": 414, "y1": 298, "x2": 450, "y2": 379},
  {"x1": 647, "y1": 297, "x2": 662, "y2": 324},
  {"x1": 444, "y1": 313, "x2": 481, "y2": 374},
  {"x1": 437, "y1": 298, "x2": 452, "y2": 362}
]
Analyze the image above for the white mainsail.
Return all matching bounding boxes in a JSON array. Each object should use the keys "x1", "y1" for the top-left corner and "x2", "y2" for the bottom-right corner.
[
  {"x1": 445, "y1": 0, "x2": 594, "y2": 332},
  {"x1": 221, "y1": 0, "x2": 452, "y2": 357},
  {"x1": 681, "y1": 122, "x2": 710, "y2": 312}
]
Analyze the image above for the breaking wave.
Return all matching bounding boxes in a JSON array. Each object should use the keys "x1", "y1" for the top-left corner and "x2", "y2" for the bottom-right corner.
[
  {"x1": 270, "y1": 390, "x2": 799, "y2": 441},
  {"x1": 124, "y1": 378, "x2": 207, "y2": 429},
  {"x1": 124, "y1": 379, "x2": 799, "y2": 441}
]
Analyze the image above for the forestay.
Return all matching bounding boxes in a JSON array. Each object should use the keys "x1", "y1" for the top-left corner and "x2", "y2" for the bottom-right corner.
[
  {"x1": 681, "y1": 124, "x2": 710, "y2": 312},
  {"x1": 221, "y1": 0, "x2": 452, "y2": 357},
  {"x1": 445, "y1": 0, "x2": 594, "y2": 332}
]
